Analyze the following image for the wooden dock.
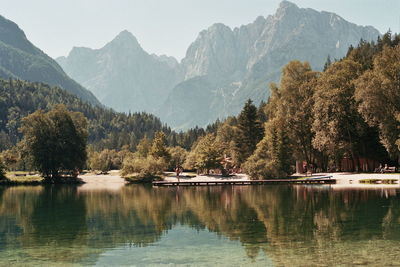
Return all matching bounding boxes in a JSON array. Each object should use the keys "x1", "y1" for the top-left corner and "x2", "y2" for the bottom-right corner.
[{"x1": 152, "y1": 177, "x2": 335, "y2": 186}]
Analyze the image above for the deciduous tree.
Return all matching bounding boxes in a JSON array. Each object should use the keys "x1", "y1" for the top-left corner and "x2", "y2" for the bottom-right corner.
[
  {"x1": 20, "y1": 105, "x2": 88, "y2": 179},
  {"x1": 355, "y1": 45, "x2": 400, "y2": 161}
]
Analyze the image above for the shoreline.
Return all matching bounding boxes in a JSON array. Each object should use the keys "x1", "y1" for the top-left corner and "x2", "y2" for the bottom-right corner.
[{"x1": 2, "y1": 171, "x2": 400, "y2": 190}]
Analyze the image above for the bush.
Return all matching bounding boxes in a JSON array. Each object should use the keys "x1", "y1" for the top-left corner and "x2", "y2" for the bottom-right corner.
[
  {"x1": 121, "y1": 155, "x2": 166, "y2": 179},
  {"x1": 89, "y1": 149, "x2": 124, "y2": 173},
  {"x1": 243, "y1": 158, "x2": 288, "y2": 180}
]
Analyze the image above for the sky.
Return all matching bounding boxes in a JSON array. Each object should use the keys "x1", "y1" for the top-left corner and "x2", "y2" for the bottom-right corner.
[{"x1": 1, "y1": 0, "x2": 399, "y2": 60}]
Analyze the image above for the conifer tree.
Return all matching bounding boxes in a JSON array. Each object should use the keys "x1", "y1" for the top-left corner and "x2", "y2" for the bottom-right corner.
[
  {"x1": 323, "y1": 55, "x2": 332, "y2": 71},
  {"x1": 234, "y1": 99, "x2": 264, "y2": 165},
  {"x1": 244, "y1": 119, "x2": 292, "y2": 179}
]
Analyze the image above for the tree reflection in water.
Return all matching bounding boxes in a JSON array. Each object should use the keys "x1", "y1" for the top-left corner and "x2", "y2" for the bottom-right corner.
[{"x1": 0, "y1": 185, "x2": 399, "y2": 265}]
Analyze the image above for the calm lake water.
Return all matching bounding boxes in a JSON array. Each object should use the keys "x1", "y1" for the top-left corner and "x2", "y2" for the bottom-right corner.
[{"x1": 1, "y1": 184, "x2": 400, "y2": 266}]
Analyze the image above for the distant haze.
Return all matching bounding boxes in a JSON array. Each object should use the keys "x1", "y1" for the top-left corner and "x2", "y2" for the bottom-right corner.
[{"x1": 2, "y1": 0, "x2": 399, "y2": 60}]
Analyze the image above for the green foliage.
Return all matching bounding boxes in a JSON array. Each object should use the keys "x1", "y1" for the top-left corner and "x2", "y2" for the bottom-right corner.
[
  {"x1": 215, "y1": 117, "x2": 238, "y2": 162},
  {"x1": 185, "y1": 134, "x2": 223, "y2": 173},
  {"x1": 267, "y1": 61, "x2": 319, "y2": 165},
  {"x1": 149, "y1": 132, "x2": 171, "y2": 162},
  {"x1": 355, "y1": 45, "x2": 400, "y2": 158},
  {"x1": 233, "y1": 99, "x2": 264, "y2": 165},
  {"x1": 0, "y1": 148, "x2": 18, "y2": 171},
  {"x1": 89, "y1": 149, "x2": 124, "y2": 173},
  {"x1": 20, "y1": 105, "x2": 88, "y2": 179},
  {"x1": 0, "y1": 79, "x2": 203, "y2": 152},
  {"x1": 168, "y1": 146, "x2": 188, "y2": 170},
  {"x1": 312, "y1": 60, "x2": 364, "y2": 162},
  {"x1": 121, "y1": 155, "x2": 166, "y2": 179},
  {"x1": 136, "y1": 136, "x2": 152, "y2": 158},
  {"x1": 244, "y1": 119, "x2": 292, "y2": 179}
]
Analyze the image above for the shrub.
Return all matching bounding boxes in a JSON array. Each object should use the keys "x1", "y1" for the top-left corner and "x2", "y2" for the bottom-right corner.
[
  {"x1": 89, "y1": 149, "x2": 124, "y2": 173},
  {"x1": 121, "y1": 155, "x2": 166, "y2": 179}
]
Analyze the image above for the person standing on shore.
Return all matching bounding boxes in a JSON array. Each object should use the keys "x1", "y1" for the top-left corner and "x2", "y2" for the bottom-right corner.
[{"x1": 175, "y1": 166, "x2": 180, "y2": 182}]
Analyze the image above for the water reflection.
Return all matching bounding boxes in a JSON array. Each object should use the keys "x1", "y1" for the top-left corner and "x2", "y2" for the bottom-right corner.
[{"x1": 0, "y1": 185, "x2": 400, "y2": 265}]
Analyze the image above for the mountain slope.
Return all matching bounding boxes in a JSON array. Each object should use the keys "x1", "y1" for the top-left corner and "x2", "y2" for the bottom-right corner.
[
  {"x1": 57, "y1": 30, "x2": 182, "y2": 113},
  {"x1": 0, "y1": 15, "x2": 100, "y2": 106},
  {"x1": 157, "y1": 1, "x2": 380, "y2": 129},
  {"x1": 56, "y1": 1, "x2": 380, "y2": 129}
]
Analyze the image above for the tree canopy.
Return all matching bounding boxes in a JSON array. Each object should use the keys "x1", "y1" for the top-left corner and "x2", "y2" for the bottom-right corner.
[{"x1": 20, "y1": 104, "x2": 88, "y2": 179}]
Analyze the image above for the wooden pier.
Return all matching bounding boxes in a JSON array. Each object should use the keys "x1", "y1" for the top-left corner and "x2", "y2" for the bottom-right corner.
[{"x1": 152, "y1": 177, "x2": 335, "y2": 187}]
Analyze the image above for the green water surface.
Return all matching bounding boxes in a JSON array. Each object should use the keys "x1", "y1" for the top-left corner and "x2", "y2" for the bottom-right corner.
[{"x1": 0, "y1": 185, "x2": 400, "y2": 266}]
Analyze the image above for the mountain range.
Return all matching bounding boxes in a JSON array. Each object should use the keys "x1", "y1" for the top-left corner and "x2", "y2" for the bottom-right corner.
[
  {"x1": 58, "y1": 1, "x2": 380, "y2": 129},
  {"x1": 3, "y1": 1, "x2": 379, "y2": 130},
  {"x1": 56, "y1": 31, "x2": 181, "y2": 112},
  {"x1": 0, "y1": 15, "x2": 100, "y2": 106}
]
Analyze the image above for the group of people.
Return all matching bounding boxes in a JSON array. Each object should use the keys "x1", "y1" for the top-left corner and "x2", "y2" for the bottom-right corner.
[{"x1": 376, "y1": 164, "x2": 396, "y2": 173}]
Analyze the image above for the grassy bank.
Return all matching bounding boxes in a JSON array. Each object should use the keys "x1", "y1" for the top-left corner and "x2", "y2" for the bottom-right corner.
[
  {"x1": 1, "y1": 171, "x2": 84, "y2": 186},
  {"x1": 123, "y1": 174, "x2": 164, "y2": 184}
]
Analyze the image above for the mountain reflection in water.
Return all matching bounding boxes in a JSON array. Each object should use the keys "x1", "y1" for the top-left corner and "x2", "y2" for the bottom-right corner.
[{"x1": 0, "y1": 185, "x2": 399, "y2": 266}]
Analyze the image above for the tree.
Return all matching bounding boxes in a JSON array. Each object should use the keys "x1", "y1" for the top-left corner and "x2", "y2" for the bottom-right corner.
[
  {"x1": 89, "y1": 149, "x2": 121, "y2": 173},
  {"x1": 0, "y1": 148, "x2": 18, "y2": 171},
  {"x1": 244, "y1": 119, "x2": 292, "y2": 179},
  {"x1": 323, "y1": 55, "x2": 332, "y2": 71},
  {"x1": 312, "y1": 59, "x2": 365, "y2": 170},
  {"x1": 168, "y1": 146, "x2": 188, "y2": 170},
  {"x1": 121, "y1": 155, "x2": 166, "y2": 180},
  {"x1": 355, "y1": 45, "x2": 400, "y2": 161},
  {"x1": 185, "y1": 134, "x2": 223, "y2": 174},
  {"x1": 215, "y1": 117, "x2": 237, "y2": 162},
  {"x1": 149, "y1": 132, "x2": 171, "y2": 162},
  {"x1": 136, "y1": 136, "x2": 152, "y2": 158},
  {"x1": 267, "y1": 61, "x2": 320, "y2": 166},
  {"x1": 20, "y1": 105, "x2": 88, "y2": 179},
  {"x1": 233, "y1": 99, "x2": 264, "y2": 165}
]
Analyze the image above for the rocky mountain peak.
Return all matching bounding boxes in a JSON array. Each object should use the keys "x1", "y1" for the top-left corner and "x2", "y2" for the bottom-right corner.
[
  {"x1": 56, "y1": 2, "x2": 381, "y2": 129},
  {"x1": 278, "y1": 1, "x2": 299, "y2": 11},
  {"x1": 0, "y1": 15, "x2": 39, "y2": 55},
  {"x1": 273, "y1": 0, "x2": 301, "y2": 21},
  {"x1": 68, "y1": 46, "x2": 94, "y2": 58},
  {"x1": 153, "y1": 54, "x2": 180, "y2": 69},
  {"x1": 105, "y1": 30, "x2": 142, "y2": 52}
]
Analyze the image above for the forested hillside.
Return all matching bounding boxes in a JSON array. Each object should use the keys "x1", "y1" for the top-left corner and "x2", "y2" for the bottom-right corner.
[{"x1": 0, "y1": 79, "x2": 205, "y2": 152}]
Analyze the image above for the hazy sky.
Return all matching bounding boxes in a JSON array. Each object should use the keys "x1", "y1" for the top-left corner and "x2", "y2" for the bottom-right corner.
[{"x1": 2, "y1": 0, "x2": 399, "y2": 60}]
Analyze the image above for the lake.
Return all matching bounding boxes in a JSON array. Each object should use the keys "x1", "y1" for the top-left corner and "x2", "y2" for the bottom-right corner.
[{"x1": 0, "y1": 184, "x2": 400, "y2": 266}]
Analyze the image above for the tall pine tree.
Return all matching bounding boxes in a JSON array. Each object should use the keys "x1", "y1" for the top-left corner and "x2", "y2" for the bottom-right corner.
[{"x1": 234, "y1": 99, "x2": 264, "y2": 165}]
